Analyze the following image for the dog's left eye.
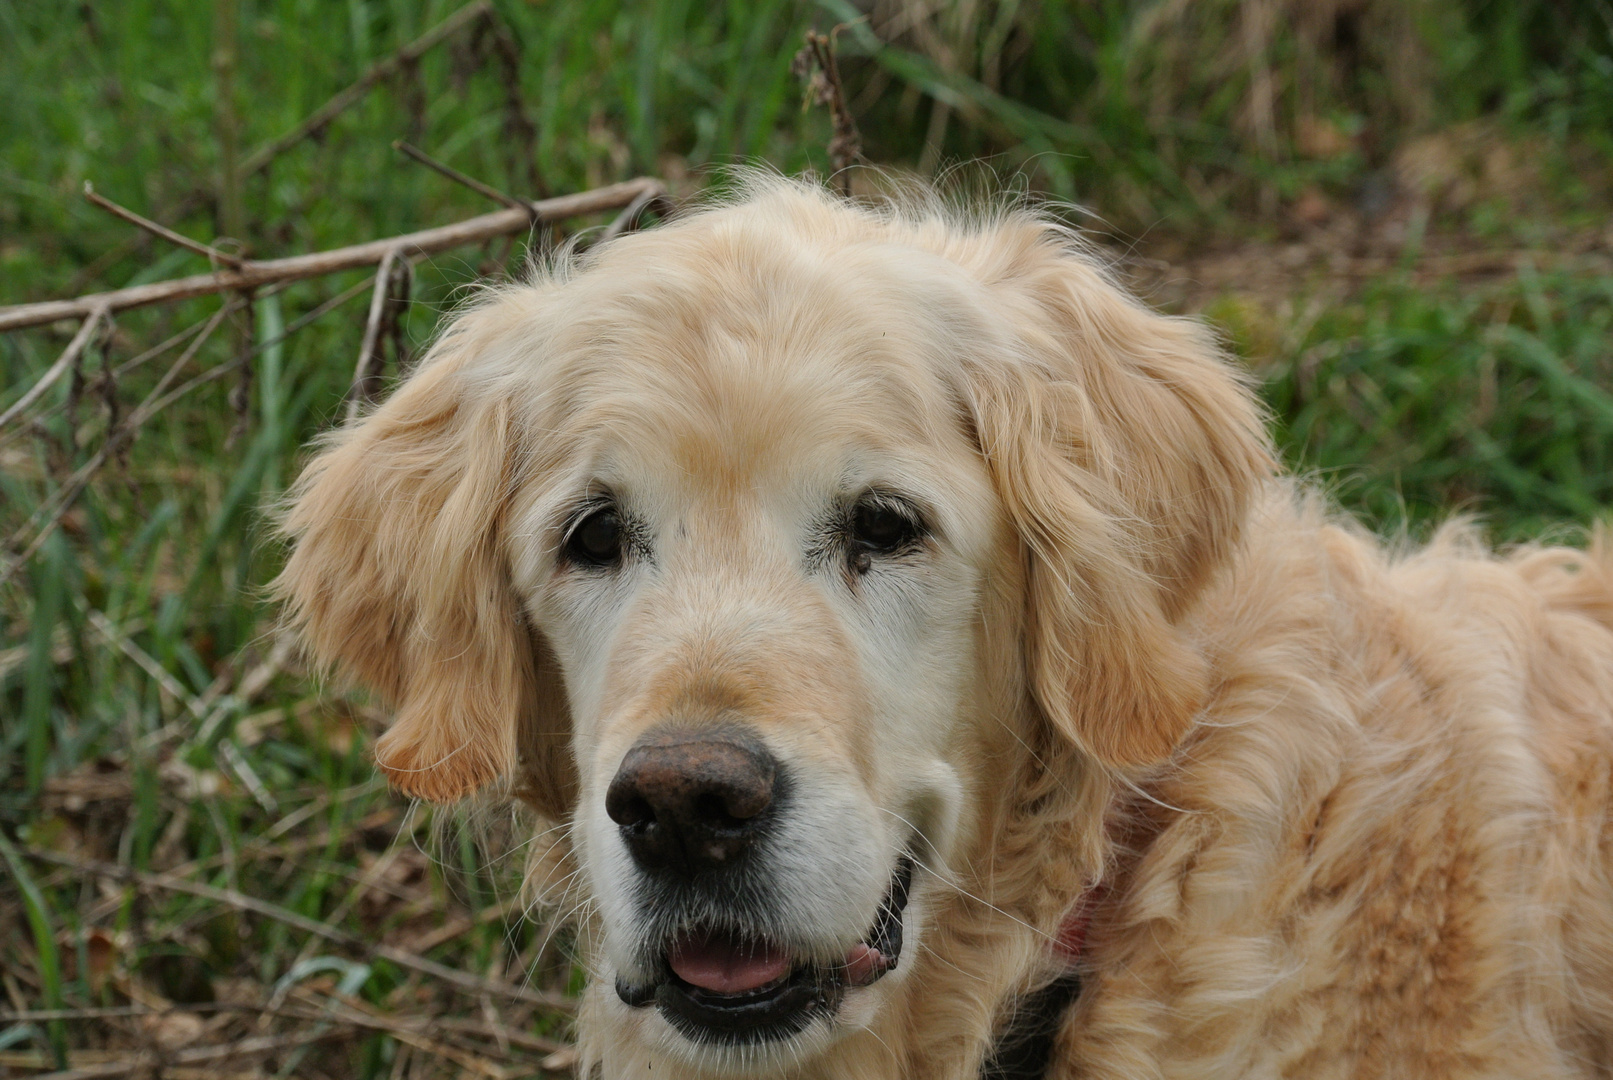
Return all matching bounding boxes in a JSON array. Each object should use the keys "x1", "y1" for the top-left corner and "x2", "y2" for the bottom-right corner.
[{"x1": 849, "y1": 497, "x2": 923, "y2": 572}]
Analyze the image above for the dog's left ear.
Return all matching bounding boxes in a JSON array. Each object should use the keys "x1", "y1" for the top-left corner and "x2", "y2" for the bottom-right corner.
[{"x1": 960, "y1": 228, "x2": 1273, "y2": 769}]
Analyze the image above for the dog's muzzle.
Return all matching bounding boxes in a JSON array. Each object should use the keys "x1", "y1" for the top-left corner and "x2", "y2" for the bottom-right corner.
[
  {"x1": 615, "y1": 853, "x2": 914, "y2": 1045},
  {"x1": 606, "y1": 725, "x2": 915, "y2": 1044}
]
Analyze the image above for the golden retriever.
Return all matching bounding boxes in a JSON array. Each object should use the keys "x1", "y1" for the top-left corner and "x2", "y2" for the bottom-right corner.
[{"x1": 276, "y1": 175, "x2": 1613, "y2": 1079}]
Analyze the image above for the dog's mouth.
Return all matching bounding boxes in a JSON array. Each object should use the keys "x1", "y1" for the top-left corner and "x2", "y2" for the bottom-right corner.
[{"x1": 615, "y1": 854, "x2": 915, "y2": 1045}]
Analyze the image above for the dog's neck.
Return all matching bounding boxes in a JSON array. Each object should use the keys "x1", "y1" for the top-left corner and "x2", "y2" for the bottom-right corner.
[
  {"x1": 978, "y1": 885, "x2": 1105, "y2": 1080},
  {"x1": 976, "y1": 787, "x2": 1177, "y2": 1080},
  {"x1": 961, "y1": 706, "x2": 1184, "y2": 1080}
]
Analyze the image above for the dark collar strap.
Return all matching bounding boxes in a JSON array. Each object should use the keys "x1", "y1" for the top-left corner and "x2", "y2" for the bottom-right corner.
[
  {"x1": 979, "y1": 880, "x2": 1105, "y2": 1080},
  {"x1": 978, "y1": 970, "x2": 1084, "y2": 1080}
]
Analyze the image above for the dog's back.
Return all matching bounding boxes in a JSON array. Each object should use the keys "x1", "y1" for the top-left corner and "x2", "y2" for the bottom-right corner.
[
  {"x1": 1067, "y1": 502, "x2": 1613, "y2": 1079},
  {"x1": 1514, "y1": 530, "x2": 1613, "y2": 1074}
]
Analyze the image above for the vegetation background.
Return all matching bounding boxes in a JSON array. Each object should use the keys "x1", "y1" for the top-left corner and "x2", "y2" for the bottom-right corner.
[{"x1": 1, "y1": 0, "x2": 1610, "y2": 1075}]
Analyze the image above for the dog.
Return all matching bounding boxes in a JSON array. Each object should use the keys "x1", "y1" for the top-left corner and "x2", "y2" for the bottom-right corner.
[{"x1": 276, "y1": 175, "x2": 1613, "y2": 1079}]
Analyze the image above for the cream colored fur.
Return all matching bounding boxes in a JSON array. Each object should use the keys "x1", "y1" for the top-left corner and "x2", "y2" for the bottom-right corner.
[{"x1": 276, "y1": 175, "x2": 1613, "y2": 1079}]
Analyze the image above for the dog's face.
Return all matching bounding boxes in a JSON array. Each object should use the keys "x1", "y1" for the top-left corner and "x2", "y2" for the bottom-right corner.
[
  {"x1": 518, "y1": 262, "x2": 1003, "y2": 1061},
  {"x1": 278, "y1": 179, "x2": 1269, "y2": 1074}
]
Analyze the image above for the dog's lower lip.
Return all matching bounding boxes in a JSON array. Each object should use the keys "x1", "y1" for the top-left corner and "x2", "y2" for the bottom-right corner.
[{"x1": 654, "y1": 963, "x2": 827, "y2": 1045}]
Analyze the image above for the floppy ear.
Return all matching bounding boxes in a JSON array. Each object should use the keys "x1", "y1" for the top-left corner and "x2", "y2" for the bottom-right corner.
[
  {"x1": 275, "y1": 315, "x2": 576, "y2": 812},
  {"x1": 963, "y1": 229, "x2": 1272, "y2": 769}
]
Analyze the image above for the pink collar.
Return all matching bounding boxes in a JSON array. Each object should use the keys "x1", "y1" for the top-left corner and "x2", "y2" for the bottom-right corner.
[{"x1": 1052, "y1": 882, "x2": 1107, "y2": 964}]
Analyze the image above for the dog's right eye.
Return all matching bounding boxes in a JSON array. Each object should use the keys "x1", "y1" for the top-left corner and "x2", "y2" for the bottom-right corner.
[{"x1": 564, "y1": 506, "x2": 625, "y2": 567}]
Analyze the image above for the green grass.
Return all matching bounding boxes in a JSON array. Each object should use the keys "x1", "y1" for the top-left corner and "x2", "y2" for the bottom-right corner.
[
  {"x1": 0, "y1": 1, "x2": 1610, "y2": 1075},
  {"x1": 1264, "y1": 265, "x2": 1613, "y2": 539}
]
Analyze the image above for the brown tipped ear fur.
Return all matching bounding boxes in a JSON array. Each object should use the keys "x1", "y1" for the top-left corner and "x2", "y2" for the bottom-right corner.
[
  {"x1": 275, "y1": 317, "x2": 575, "y2": 812},
  {"x1": 961, "y1": 223, "x2": 1273, "y2": 769}
]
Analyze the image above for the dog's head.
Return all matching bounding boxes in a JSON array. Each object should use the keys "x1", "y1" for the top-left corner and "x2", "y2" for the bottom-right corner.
[{"x1": 277, "y1": 177, "x2": 1268, "y2": 1073}]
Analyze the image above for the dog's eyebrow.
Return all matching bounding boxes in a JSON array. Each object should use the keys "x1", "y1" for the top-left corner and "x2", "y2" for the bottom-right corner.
[
  {"x1": 543, "y1": 482, "x2": 615, "y2": 535},
  {"x1": 860, "y1": 488, "x2": 926, "y2": 516},
  {"x1": 559, "y1": 489, "x2": 616, "y2": 526}
]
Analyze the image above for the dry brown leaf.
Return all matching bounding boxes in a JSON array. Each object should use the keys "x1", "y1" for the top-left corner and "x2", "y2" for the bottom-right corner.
[{"x1": 140, "y1": 1009, "x2": 207, "y2": 1048}]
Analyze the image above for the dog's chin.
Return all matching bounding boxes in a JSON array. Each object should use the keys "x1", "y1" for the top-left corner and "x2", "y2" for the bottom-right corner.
[{"x1": 615, "y1": 854, "x2": 915, "y2": 1049}]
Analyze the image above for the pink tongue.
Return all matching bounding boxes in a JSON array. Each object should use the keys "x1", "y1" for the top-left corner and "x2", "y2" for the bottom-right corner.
[
  {"x1": 669, "y1": 931, "x2": 792, "y2": 994},
  {"x1": 842, "y1": 943, "x2": 888, "y2": 987}
]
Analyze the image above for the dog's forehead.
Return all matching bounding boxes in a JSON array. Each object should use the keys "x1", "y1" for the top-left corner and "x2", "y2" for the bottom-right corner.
[{"x1": 536, "y1": 221, "x2": 986, "y2": 498}]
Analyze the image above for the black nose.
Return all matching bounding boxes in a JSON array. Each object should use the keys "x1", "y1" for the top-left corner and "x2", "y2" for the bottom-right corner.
[{"x1": 605, "y1": 726, "x2": 778, "y2": 874}]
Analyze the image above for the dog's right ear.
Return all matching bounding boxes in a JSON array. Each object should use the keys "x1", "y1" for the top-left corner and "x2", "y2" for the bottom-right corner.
[{"x1": 275, "y1": 311, "x2": 575, "y2": 815}]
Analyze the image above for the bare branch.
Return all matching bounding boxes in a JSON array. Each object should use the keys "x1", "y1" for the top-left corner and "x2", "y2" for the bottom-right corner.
[
  {"x1": 394, "y1": 140, "x2": 526, "y2": 210},
  {"x1": 0, "y1": 305, "x2": 109, "y2": 433},
  {"x1": 0, "y1": 177, "x2": 668, "y2": 333},
  {"x1": 145, "y1": 275, "x2": 378, "y2": 417},
  {"x1": 0, "y1": 271, "x2": 394, "y2": 583},
  {"x1": 83, "y1": 182, "x2": 246, "y2": 270},
  {"x1": 0, "y1": 274, "x2": 377, "y2": 461},
  {"x1": 238, "y1": 0, "x2": 495, "y2": 178}
]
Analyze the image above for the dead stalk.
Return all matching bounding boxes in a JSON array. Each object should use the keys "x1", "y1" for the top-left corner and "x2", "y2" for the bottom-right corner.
[
  {"x1": 794, "y1": 29, "x2": 864, "y2": 195},
  {"x1": 345, "y1": 248, "x2": 411, "y2": 421},
  {"x1": 212, "y1": 0, "x2": 245, "y2": 249}
]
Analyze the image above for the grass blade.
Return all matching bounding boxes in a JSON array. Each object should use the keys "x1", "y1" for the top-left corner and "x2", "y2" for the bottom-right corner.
[{"x1": 0, "y1": 835, "x2": 68, "y2": 1067}]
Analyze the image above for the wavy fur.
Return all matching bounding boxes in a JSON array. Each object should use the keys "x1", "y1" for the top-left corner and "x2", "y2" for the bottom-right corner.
[{"x1": 277, "y1": 174, "x2": 1613, "y2": 1079}]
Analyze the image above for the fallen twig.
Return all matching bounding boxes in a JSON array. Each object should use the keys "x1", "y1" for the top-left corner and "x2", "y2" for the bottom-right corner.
[
  {"x1": 0, "y1": 178, "x2": 668, "y2": 332},
  {"x1": 293, "y1": 989, "x2": 517, "y2": 1079},
  {"x1": 83, "y1": 182, "x2": 246, "y2": 270},
  {"x1": 395, "y1": 896, "x2": 520, "y2": 956},
  {"x1": 0, "y1": 305, "x2": 109, "y2": 432},
  {"x1": 0, "y1": 1004, "x2": 256, "y2": 1023},
  {"x1": 86, "y1": 608, "x2": 208, "y2": 718},
  {"x1": 428, "y1": 1013, "x2": 568, "y2": 1056},
  {"x1": 23, "y1": 848, "x2": 576, "y2": 1014}
]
